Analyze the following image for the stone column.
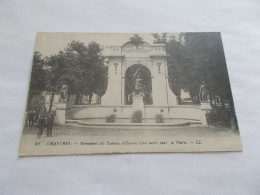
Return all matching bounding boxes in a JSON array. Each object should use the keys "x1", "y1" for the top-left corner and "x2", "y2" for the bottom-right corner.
[{"x1": 122, "y1": 76, "x2": 125, "y2": 105}]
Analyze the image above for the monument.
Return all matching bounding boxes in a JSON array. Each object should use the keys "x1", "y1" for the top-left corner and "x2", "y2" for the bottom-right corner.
[
  {"x1": 101, "y1": 41, "x2": 177, "y2": 107},
  {"x1": 66, "y1": 39, "x2": 204, "y2": 124},
  {"x1": 56, "y1": 85, "x2": 68, "y2": 125}
]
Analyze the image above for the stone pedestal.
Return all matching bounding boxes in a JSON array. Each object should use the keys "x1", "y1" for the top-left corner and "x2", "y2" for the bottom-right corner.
[
  {"x1": 56, "y1": 103, "x2": 66, "y2": 125},
  {"x1": 132, "y1": 95, "x2": 145, "y2": 121},
  {"x1": 132, "y1": 95, "x2": 144, "y2": 111},
  {"x1": 200, "y1": 102, "x2": 212, "y2": 126}
]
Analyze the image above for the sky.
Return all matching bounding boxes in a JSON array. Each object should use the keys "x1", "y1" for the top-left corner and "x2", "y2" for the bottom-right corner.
[{"x1": 34, "y1": 32, "x2": 179, "y2": 56}]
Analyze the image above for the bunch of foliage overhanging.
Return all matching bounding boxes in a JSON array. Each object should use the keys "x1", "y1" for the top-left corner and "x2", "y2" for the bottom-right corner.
[{"x1": 131, "y1": 110, "x2": 143, "y2": 123}]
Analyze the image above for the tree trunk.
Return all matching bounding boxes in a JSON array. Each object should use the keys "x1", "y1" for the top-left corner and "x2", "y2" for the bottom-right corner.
[
  {"x1": 97, "y1": 95, "x2": 101, "y2": 104},
  {"x1": 88, "y1": 93, "x2": 93, "y2": 104},
  {"x1": 74, "y1": 93, "x2": 80, "y2": 105},
  {"x1": 209, "y1": 92, "x2": 213, "y2": 106},
  {"x1": 79, "y1": 93, "x2": 84, "y2": 104},
  {"x1": 48, "y1": 91, "x2": 55, "y2": 112}
]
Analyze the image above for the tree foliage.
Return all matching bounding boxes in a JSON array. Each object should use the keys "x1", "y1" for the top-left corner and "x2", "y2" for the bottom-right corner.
[
  {"x1": 164, "y1": 32, "x2": 236, "y2": 128},
  {"x1": 165, "y1": 32, "x2": 232, "y2": 104},
  {"x1": 29, "y1": 40, "x2": 107, "y2": 111},
  {"x1": 44, "y1": 41, "x2": 106, "y2": 105},
  {"x1": 27, "y1": 51, "x2": 46, "y2": 110},
  {"x1": 62, "y1": 41, "x2": 106, "y2": 104}
]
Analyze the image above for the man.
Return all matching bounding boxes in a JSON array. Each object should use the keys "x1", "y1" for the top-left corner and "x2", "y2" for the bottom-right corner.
[
  {"x1": 37, "y1": 114, "x2": 46, "y2": 138},
  {"x1": 28, "y1": 110, "x2": 35, "y2": 127},
  {"x1": 46, "y1": 112, "x2": 55, "y2": 137}
]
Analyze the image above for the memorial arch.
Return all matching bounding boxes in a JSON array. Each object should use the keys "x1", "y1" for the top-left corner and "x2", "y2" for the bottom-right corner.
[{"x1": 100, "y1": 40, "x2": 178, "y2": 107}]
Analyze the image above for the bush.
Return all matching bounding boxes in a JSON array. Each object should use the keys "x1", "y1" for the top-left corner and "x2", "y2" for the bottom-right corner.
[
  {"x1": 131, "y1": 110, "x2": 143, "y2": 123},
  {"x1": 155, "y1": 113, "x2": 164, "y2": 123},
  {"x1": 105, "y1": 113, "x2": 116, "y2": 123}
]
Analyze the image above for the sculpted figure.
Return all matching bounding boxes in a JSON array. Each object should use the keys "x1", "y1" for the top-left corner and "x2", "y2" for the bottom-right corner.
[
  {"x1": 200, "y1": 82, "x2": 208, "y2": 102},
  {"x1": 133, "y1": 74, "x2": 144, "y2": 96},
  {"x1": 60, "y1": 85, "x2": 68, "y2": 103}
]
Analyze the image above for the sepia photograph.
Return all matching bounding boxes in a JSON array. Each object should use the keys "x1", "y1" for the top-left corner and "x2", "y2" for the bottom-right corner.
[{"x1": 19, "y1": 32, "x2": 242, "y2": 156}]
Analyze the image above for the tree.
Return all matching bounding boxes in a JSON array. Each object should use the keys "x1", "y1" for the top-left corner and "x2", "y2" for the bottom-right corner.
[
  {"x1": 93, "y1": 66, "x2": 108, "y2": 104},
  {"x1": 183, "y1": 32, "x2": 231, "y2": 104},
  {"x1": 83, "y1": 42, "x2": 106, "y2": 104},
  {"x1": 165, "y1": 34, "x2": 186, "y2": 100},
  {"x1": 45, "y1": 51, "x2": 67, "y2": 111},
  {"x1": 44, "y1": 40, "x2": 107, "y2": 107},
  {"x1": 164, "y1": 32, "x2": 237, "y2": 128},
  {"x1": 59, "y1": 41, "x2": 106, "y2": 105},
  {"x1": 165, "y1": 32, "x2": 231, "y2": 103},
  {"x1": 27, "y1": 51, "x2": 46, "y2": 111}
]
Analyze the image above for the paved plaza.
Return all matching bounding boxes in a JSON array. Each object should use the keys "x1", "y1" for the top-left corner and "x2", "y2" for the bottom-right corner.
[{"x1": 23, "y1": 124, "x2": 239, "y2": 138}]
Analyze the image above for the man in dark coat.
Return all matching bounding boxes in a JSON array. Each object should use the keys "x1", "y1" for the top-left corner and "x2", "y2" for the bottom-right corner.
[
  {"x1": 47, "y1": 112, "x2": 55, "y2": 137},
  {"x1": 28, "y1": 111, "x2": 35, "y2": 127},
  {"x1": 37, "y1": 115, "x2": 46, "y2": 138}
]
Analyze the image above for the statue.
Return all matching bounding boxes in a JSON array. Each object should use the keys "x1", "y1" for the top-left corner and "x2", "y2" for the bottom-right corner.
[
  {"x1": 59, "y1": 85, "x2": 68, "y2": 103},
  {"x1": 133, "y1": 74, "x2": 144, "y2": 96},
  {"x1": 199, "y1": 82, "x2": 209, "y2": 103}
]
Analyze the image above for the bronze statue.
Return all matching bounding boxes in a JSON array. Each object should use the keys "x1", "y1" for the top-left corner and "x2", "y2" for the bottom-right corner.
[
  {"x1": 133, "y1": 74, "x2": 144, "y2": 96},
  {"x1": 200, "y1": 82, "x2": 208, "y2": 102},
  {"x1": 59, "y1": 85, "x2": 68, "y2": 103}
]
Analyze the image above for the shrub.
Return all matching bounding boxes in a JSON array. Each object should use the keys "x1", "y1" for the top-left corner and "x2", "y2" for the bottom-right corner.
[
  {"x1": 155, "y1": 113, "x2": 164, "y2": 123},
  {"x1": 105, "y1": 113, "x2": 116, "y2": 123},
  {"x1": 131, "y1": 110, "x2": 143, "y2": 123}
]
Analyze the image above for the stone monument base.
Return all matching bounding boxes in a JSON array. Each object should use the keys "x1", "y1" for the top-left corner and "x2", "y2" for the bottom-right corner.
[
  {"x1": 56, "y1": 103, "x2": 66, "y2": 125},
  {"x1": 132, "y1": 95, "x2": 145, "y2": 122},
  {"x1": 132, "y1": 95, "x2": 144, "y2": 111}
]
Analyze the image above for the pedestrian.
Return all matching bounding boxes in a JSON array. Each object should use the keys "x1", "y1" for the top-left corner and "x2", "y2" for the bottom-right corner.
[
  {"x1": 37, "y1": 115, "x2": 46, "y2": 138},
  {"x1": 28, "y1": 110, "x2": 35, "y2": 127},
  {"x1": 47, "y1": 112, "x2": 55, "y2": 137}
]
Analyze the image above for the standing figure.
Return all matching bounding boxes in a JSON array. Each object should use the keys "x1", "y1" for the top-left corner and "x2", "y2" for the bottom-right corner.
[
  {"x1": 37, "y1": 115, "x2": 46, "y2": 138},
  {"x1": 59, "y1": 85, "x2": 68, "y2": 103},
  {"x1": 34, "y1": 108, "x2": 40, "y2": 123},
  {"x1": 133, "y1": 74, "x2": 144, "y2": 96},
  {"x1": 39, "y1": 106, "x2": 46, "y2": 116},
  {"x1": 199, "y1": 82, "x2": 209, "y2": 103},
  {"x1": 46, "y1": 112, "x2": 56, "y2": 137},
  {"x1": 28, "y1": 110, "x2": 35, "y2": 127}
]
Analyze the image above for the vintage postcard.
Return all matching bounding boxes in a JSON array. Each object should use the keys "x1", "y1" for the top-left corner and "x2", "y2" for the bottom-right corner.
[{"x1": 19, "y1": 32, "x2": 242, "y2": 156}]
